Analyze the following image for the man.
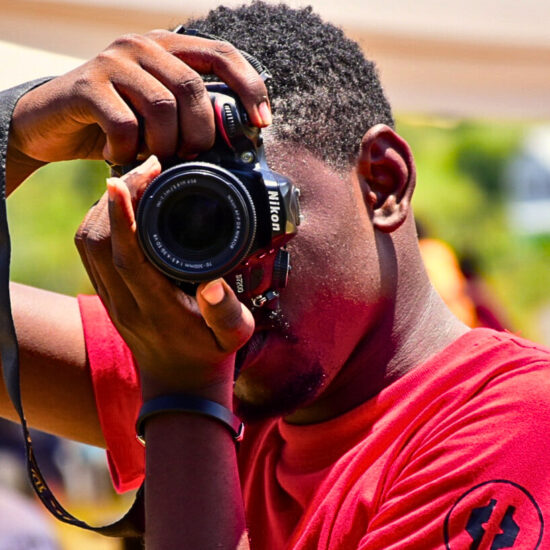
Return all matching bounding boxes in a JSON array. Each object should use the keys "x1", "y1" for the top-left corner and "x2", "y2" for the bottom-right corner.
[{"x1": 2, "y1": 3, "x2": 550, "y2": 549}]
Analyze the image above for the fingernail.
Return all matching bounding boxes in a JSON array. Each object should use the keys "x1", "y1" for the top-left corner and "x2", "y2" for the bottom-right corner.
[
  {"x1": 145, "y1": 154, "x2": 158, "y2": 167},
  {"x1": 135, "y1": 155, "x2": 158, "y2": 173},
  {"x1": 106, "y1": 177, "x2": 120, "y2": 201},
  {"x1": 258, "y1": 101, "x2": 272, "y2": 126},
  {"x1": 201, "y1": 279, "x2": 225, "y2": 306}
]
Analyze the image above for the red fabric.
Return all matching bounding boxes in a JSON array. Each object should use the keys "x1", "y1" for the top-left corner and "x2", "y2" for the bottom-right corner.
[
  {"x1": 77, "y1": 294, "x2": 144, "y2": 493},
  {"x1": 239, "y1": 329, "x2": 550, "y2": 549},
  {"x1": 79, "y1": 296, "x2": 550, "y2": 548}
]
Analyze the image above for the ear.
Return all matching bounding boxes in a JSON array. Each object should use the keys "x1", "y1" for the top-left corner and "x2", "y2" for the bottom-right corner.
[{"x1": 356, "y1": 124, "x2": 416, "y2": 233}]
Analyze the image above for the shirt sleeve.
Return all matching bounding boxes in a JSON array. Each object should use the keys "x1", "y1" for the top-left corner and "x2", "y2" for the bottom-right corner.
[
  {"x1": 78, "y1": 294, "x2": 145, "y2": 493},
  {"x1": 358, "y1": 361, "x2": 550, "y2": 550}
]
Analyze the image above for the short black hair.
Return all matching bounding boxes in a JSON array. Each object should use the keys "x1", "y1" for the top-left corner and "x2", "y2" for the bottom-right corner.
[{"x1": 188, "y1": 2, "x2": 394, "y2": 170}]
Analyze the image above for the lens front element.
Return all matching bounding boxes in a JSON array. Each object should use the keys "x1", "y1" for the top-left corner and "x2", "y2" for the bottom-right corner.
[{"x1": 160, "y1": 191, "x2": 234, "y2": 257}]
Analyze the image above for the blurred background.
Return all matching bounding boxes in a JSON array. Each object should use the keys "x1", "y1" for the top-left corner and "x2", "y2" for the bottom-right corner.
[{"x1": 0, "y1": 0, "x2": 549, "y2": 548}]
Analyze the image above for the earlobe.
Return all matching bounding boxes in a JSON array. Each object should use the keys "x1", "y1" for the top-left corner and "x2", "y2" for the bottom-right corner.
[{"x1": 357, "y1": 124, "x2": 416, "y2": 233}]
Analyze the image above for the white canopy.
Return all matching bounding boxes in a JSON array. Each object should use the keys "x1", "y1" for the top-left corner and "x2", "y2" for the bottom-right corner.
[{"x1": 1, "y1": 0, "x2": 549, "y2": 119}]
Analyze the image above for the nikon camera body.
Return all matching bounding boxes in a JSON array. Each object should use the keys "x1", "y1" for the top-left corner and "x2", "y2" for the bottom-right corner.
[{"x1": 119, "y1": 84, "x2": 301, "y2": 309}]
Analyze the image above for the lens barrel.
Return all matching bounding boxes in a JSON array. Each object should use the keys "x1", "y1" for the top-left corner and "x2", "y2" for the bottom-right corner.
[{"x1": 137, "y1": 163, "x2": 257, "y2": 282}]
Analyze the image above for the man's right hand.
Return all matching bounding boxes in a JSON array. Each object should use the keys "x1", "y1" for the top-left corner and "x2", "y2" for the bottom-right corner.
[
  {"x1": 74, "y1": 156, "x2": 255, "y2": 404},
  {"x1": 6, "y1": 29, "x2": 271, "y2": 192}
]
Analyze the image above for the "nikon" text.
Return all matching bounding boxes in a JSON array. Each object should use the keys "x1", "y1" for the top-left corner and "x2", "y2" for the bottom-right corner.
[{"x1": 268, "y1": 190, "x2": 281, "y2": 232}]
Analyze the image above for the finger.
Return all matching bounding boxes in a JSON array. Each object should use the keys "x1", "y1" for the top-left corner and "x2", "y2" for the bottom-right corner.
[
  {"x1": 118, "y1": 154, "x2": 162, "y2": 207},
  {"x1": 71, "y1": 77, "x2": 140, "y2": 164},
  {"x1": 75, "y1": 189, "x2": 137, "y2": 315},
  {"x1": 196, "y1": 279, "x2": 255, "y2": 353},
  {"x1": 75, "y1": 153, "x2": 159, "y2": 269},
  {"x1": 106, "y1": 169, "x2": 175, "y2": 308},
  {"x1": 146, "y1": 31, "x2": 272, "y2": 127},
  {"x1": 75, "y1": 193, "x2": 112, "y2": 294},
  {"x1": 128, "y1": 44, "x2": 216, "y2": 157},
  {"x1": 75, "y1": 197, "x2": 104, "y2": 289},
  {"x1": 99, "y1": 34, "x2": 215, "y2": 159},
  {"x1": 112, "y1": 65, "x2": 179, "y2": 159}
]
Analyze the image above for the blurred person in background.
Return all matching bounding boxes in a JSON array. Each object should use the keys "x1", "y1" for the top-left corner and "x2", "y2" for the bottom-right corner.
[
  {"x1": 416, "y1": 221, "x2": 510, "y2": 330},
  {"x1": 1, "y1": 2, "x2": 550, "y2": 548},
  {"x1": 0, "y1": 427, "x2": 62, "y2": 550},
  {"x1": 459, "y1": 253, "x2": 510, "y2": 331},
  {"x1": 0, "y1": 486, "x2": 61, "y2": 550}
]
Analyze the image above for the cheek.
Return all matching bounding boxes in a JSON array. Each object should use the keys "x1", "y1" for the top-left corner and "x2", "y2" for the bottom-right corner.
[
  {"x1": 285, "y1": 200, "x2": 380, "y2": 306},
  {"x1": 282, "y1": 238, "x2": 379, "y2": 355},
  {"x1": 277, "y1": 197, "x2": 385, "y2": 370}
]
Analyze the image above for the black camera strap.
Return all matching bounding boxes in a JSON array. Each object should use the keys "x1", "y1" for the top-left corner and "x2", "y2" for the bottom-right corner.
[{"x1": 0, "y1": 80, "x2": 144, "y2": 537}]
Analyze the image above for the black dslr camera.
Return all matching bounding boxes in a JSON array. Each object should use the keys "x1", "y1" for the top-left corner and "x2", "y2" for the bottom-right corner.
[{"x1": 131, "y1": 84, "x2": 301, "y2": 309}]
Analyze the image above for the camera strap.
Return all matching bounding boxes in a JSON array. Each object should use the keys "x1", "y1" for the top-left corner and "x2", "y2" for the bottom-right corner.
[{"x1": 0, "y1": 80, "x2": 144, "y2": 537}]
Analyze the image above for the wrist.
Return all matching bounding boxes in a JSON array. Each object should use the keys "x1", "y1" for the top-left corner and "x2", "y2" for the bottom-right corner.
[
  {"x1": 136, "y1": 394, "x2": 244, "y2": 445},
  {"x1": 139, "y1": 371, "x2": 234, "y2": 409}
]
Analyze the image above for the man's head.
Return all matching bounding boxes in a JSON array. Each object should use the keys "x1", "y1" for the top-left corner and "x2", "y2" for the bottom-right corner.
[
  {"x1": 187, "y1": 1, "x2": 394, "y2": 171},
  {"x1": 185, "y1": 3, "x2": 420, "y2": 422}
]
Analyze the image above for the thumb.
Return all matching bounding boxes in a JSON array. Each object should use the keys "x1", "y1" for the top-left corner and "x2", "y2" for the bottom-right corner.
[
  {"x1": 120, "y1": 154, "x2": 162, "y2": 206},
  {"x1": 196, "y1": 278, "x2": 255, "y2": 353}
]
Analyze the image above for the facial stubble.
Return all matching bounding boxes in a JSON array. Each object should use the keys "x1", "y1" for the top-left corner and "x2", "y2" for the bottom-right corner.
[{"x1": 234, "y1": 306, "x2": 327, "y2": 423}]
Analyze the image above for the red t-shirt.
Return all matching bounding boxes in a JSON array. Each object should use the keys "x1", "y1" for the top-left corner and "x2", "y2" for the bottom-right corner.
[
  {"x1": 78, "y1": 295, "x2": 144, "y2": 492},
  {"x1": 79, "y1": 294, "x2": 550, "y2": 549}
]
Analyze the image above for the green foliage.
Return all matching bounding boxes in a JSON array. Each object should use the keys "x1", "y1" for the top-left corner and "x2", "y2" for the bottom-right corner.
[
  {"x1": 8, "y1": 160, "x2": 108, "y2": 295},
  {"x1": 398, "y1": 117, "x2": 550, "y2": 342}
]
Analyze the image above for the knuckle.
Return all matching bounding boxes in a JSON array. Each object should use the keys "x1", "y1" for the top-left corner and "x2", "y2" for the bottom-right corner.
[
  {"x1": 245, "y1": 74, "x2": 267, "y2": 96},
  {"x1": 144, "y1": 95, "x2": 177, "y2": 117},
  {"x1": 108, "y1": 33, "x2": 149, "y2": 52},
  {"x1": 112, "y1": 250, "x2": 148, "y2": 275},
  {"x1": 93, "y1": 49, "x2": 120, "y2": 69},
  {"x1": 144, "y1": 28, "x2": 171, "y2": 42},
  {"x1": 70, "y1": 69, "x2": 97, "y2": 99},
  {"x1": 84, "y1": 227, "x2": 110, "y2": 254},
  {"x1": 111, "y1": 309, "x2": 133, "y2": 335},
  {"x1": 211, "y1": 42, "x2": 251, "y2": 77},
  {"x1": 216, "y1": 303, "x2": 246, "y2": 332},
  {"x1": 74, "y1": 229, "x2": 86, "y2": 251},
  {"x1": 212, "y1": 40, "x2": 238, "y2": 58},
  {"x1": 176, "y1": 76, "x2": 207, "y2": 103},
  {"x1": 112, "y1": 253, "x2": 134, "y2": 274},
  {"x1": 106, "y1": 114, "x2": 139, "y2": 139}
]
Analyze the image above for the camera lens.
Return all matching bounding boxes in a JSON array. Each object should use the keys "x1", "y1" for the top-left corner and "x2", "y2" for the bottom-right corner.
[
  {"x1": 137, "y1": 163, "x2": 256, "y2": 282},
  {"x1": 159, "y1": 192, "x2": 234, "y2": 258}
]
